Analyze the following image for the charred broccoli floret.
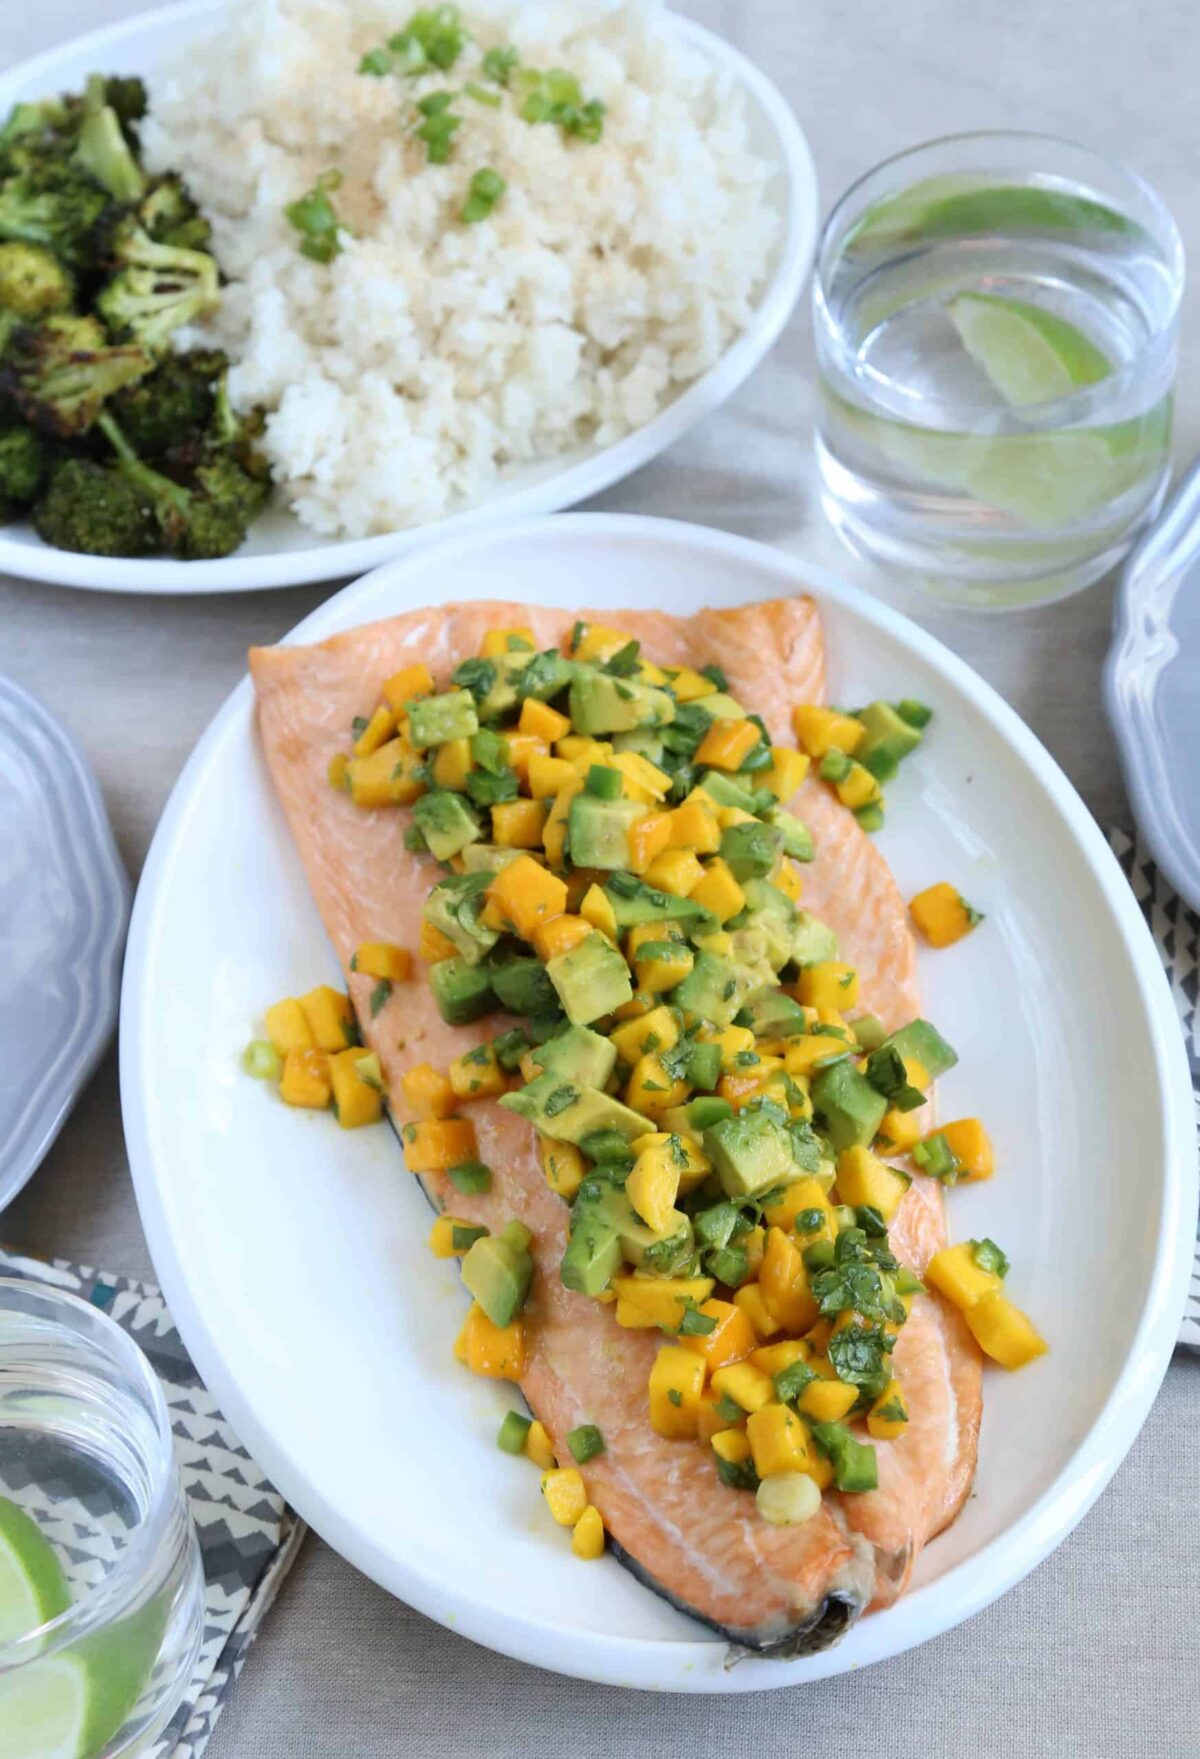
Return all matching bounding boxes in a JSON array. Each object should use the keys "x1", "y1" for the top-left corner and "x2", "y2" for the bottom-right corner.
[
  {"x1": 99, "y1": 411, "x2": 267, "y2": 559},
  {"x1": 32, "y1": 453, "x2": 156, "y2": 554},
  {"x1": 0, "y1": 241, "x2": 74, "y2": 318},
  {"x1": 73, "y1": 105, "x2": 145, "y2": 204},
  {"x1": 0, "y1": 158, "x2": 114, "y2": 269},
  {"x1": 2, "y1": 314, "x2": 151, "y2": 436},
  {"x1": 95, "y1": 223, "x2": 218, "y2": 353},
  {"x1": 106, "y1": 349, "x2": 226, "y2": 458},
  {"x1": 98, "y1": 77, "x2": 147, "y2": 133},
  {"x1": 138, "y1": 176, "x2": 211, "y2": 252},
  {"x1": 0, "y1": 423, "x2": 52, "y2": 520}
]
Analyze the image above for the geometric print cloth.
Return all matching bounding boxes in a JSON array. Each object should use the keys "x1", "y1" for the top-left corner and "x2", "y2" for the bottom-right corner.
[
  {"x1": 0, "y1": 1248, "x2": 307, "y2": 1759},
  {"x1": 1108, "y1": 829, "x2": 1200, "y2": 1350}
]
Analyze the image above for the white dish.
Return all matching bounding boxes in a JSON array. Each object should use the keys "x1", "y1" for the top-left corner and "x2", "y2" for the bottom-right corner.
[
  {"x1": 0, "y1": 1, "x2": 817, "y2": 596},
  {"x1": 120, "y1": 514, "x2": 1196, "y2": 1690}
]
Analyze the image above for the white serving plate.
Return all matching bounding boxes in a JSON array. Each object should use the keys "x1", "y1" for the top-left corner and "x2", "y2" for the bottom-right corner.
[
  {"x1": 120, "y1": 515, "x2": 1196, "y2": 1690},
  {"x1": 0, "y1": 1, "x2": 817, "y2": 595}
]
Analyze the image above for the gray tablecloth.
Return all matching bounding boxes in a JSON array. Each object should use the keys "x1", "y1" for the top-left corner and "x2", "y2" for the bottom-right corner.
[{"x1": 3, "y1": 2, "x2": 1199, "y2": 1754}]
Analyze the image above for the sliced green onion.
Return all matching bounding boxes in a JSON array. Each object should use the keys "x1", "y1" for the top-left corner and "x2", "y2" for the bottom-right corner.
[
  {"x1": 896, "y1": 699, "x2": 934, "y2": 730},
  {"x1": 584, "y1": 763, "x2": 623, "y2": 800},
  {"x1": 369, "y1": 980, "x2": 392, "y2": 1016},
  {"x1": 464, "y1": 80, "x2": 502, "y2": 107},
  {"x1": 972, "y1": 1237, "x2": 1010, "y2": 1278},
  {"x1": 460, "y1": 165, "x2": 507, "y2": 222},
  {"x1": 242, "y1": 1040, "x2": 282, "y2": 1081},
  {"x1": 819, "y1": 748, "x2": 853, "y2": 783},
  {"x1": 855, "y1": 803, "x2": 885, "y2": 833},
  {"x1": 482, "y1": 45, "x2": 519, "y2": 85}
]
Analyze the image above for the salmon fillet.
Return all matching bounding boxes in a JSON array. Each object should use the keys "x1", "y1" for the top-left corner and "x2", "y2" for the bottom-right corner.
[{"x1": 250, "y1": 595, "x2": 983, "y2": 1651}]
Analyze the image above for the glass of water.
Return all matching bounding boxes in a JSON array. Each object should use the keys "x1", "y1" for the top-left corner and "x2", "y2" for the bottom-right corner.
[
  {"x1": 813, "y1": 132, "x2": 1184, "y2": 608},
  {"x1": 0, "y1": 1279, "x2": 204, "y2": 1759}
]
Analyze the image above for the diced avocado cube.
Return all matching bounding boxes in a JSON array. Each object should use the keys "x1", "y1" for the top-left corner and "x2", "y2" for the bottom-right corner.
[
  {"x1": 460, "y1": 843, "x2": 522, "y2": 874},
  {"x1": 791, "y1": 910, "x2": 840, "y2": 967},
  {"x1": 810, "y1": 1059, "x2": 887, "y2": 1151},
  {"x1": 697, "y1": 770, "x2": 757, "y2": 812},
  {"x1": 603, "y1": 875, "x2": 715, "y2": 931},
  {"x1": 856, "y1": 701, "x2": 923, "y2": 781},
  {"x1": 584, "y1": 764, "x2": 624, "y2": 801},
  {"x1": 694, "y1": 1199, "x2": 740, "y2": 1249},
  {"x1": 697, "y1": 693, "x2": 746, "y2": 721},
  {"x1": 461, "y1": 1233, "x2": 533, "y2": 1328},
  {"x1": 884, "y1": 1019, "x2": 958, "y2": 1079},
  {"x1": 567, "y1": 795, "x2": 645, "y2": 870},
  {"x1": 428, "y1": 956, "x2": 495, "y2": 1025},
  {"x1": 851, "y1": 1014, "x2": 888, "y2": 1052},
  {"x1": 560, "y1": 1199, "x2": 624, "y2": 1296},
  {"x1": 682, "y1": 1038, "x2": 722, "y2": 1092},
  {"x1": 518, "y1": 649, "x2": 575, "y2": 703},
  {"x1": 736, "y1": 987, "x2": 809, "y2": 1038},
  {"x1": 501, "y1": 1074, "x2": 651, "y2": 1147},
  {"x1": 740, "y1": 878, "x2": 795, "y2": 920},
  {"x1": 598, "y1": 1185, "x2": 696, "y2": 1275},
  {"x1": 476, "y1": 652, "x2": 533, "y2": 720},
  {"x1": 488, "y1": 954, "x2": 559, "y2": 1018},
  {"x1": 528, "y1": 1024, "x2": 617, "y2": 1090},
  {"x1": 546, "y1": 931, "x2": 633, "y2": 1025},
  {"x1": 612, "y1": 728, "x2": 665, "y2": 765},
  {"x1": 424, "y1": 874, "x2": 498, "y2": 966},
  {"x1": 569, "y1": 667, "x2": 675, "y2": 735},
  {"x1": 719, "y1": 820, "x2": 783, "y2": 882},
  {"x1": 763, "y1": 805, "x2": 815, "y2": 862},
  {"x1": 672, "y1": 951, "x2": 759, "y2": 1029},
  {"x1": 406, "y1": 689, "x2": 479, "y2": 748},
  {"x1": 412, "y1": 790, "x2": 483, "y2": 861},
  {"x1": 703, "y1": 1109, "x2": 798, "y2": 1199}
]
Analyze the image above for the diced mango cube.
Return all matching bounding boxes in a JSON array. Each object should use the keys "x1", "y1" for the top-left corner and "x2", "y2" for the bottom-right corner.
[
  {"x1": 382, "y1": 664, "x2": 435, "y2": 710},
  {"x1": 608, "y1": 1004, "x2": 679, "y2": 1066},
  {"x1": 678, "y1": 1299, "x2": 757, "y2": 1370},
  {"x1": 866, "y1": 1378, "x2": 909, "y2": 1439},
  {"x1": 330, "y1": 1048, "x2": 384, "y2": 1128},
  {"x1": 527, "y1": 753, "x2": 578, "y2": 799},
  {"x1": 613, "y1": 1274, "x2": 715, "y2": 1330},
  {"x1": 264, "y1": 997, "x2": 314, "y2": 1056},
  {"x1": 401, "y1": 1062, "x2": 456, "y2": 1121},
  {"x1": 524, "y1": 1420, "x2": 556, "y2": 1469},
  {"x1": 688, "y1": 858, "x2": 745, "y2": 923},
  {"x1": 750, "y1": 1338, "x2": 810, "y2": 1377},
  {"x1": 835, "y1": 761, "x2": 883, "y2": 811},
  {"x1": 710, "y1": 1360, "x2": 775, "y2": 1414},
  {"x1": 666, "y1": 666, "x2": 717, "y2": 702},
  {"x1": 759, "y1": 1227, "x2": 818, "y2": 1332},
  {"x1": 835, "y1": 1145, "x2": 910, "y2": 1222},
  {"x1": 428, "y1": 1215, "x2": 483, "y2": 1258},
  {"x1": 627, "y1": 1148, "x2": 682, "y2": 1236},
  {"x1": 926, "y1": 1242, "x2": 1003, "y2": 1311},
  {"x1": 531, "y1": 913, "x2": 592, "y2": 962},
  {"x1": 796, "y1": 1378, "x2": 858, "y2": 1422},
  {"x1": 487, "y1": 854, "x2": 568, "y2": 939},
  {"x1": 939, "y1": 1118, "x2": 994, "y2": 1181},
  {"x1": 541, "y1": 1138, "x2": 586, "y2": 1200},
  {"x1": 519, "y1": 697, "x2": 571, "y2": 743},
  {"x1": 666, "y1": 799, "x2": 721, "y2": 854},
  {"x1": 795, "y1": 962, "x2": 859, "y2": 1011},
  {"x1": 626, "y1": 1053, "x2": 688, "y2": 1118},
  {"x1": 964, "y1": 1291, "x2": 1047, "y2": 1370},
  {"x1": 353, "y1": 942, "x2": 412, "y2": 982},
  {"x1": 542, "y1": 781, "x2": 583, "y2": 868},
  {"x1": 448, "y1": 1042, "x2": 507, "y2": 1101},
  {"x1": 648, "y1": 1345, "x2": 706, "y2": 1438},
  {"x1": 419, "y1": 921, "x2": 459, "y2": 963},
  {"x1": 279, "y1": 1048, "x2": 331, "y2": 1109},
  {"x1": 401, "y1": 1117, "x2": 478, "y2": 1172},
  {"x1": 695, "y1": 717, "x2": 758, "y2": 771},
  {"x1": 642, "y1": 849, "x2": 704, "y2": 897},
  {"x1": 733, "y1": 1282, "x2": 779, "y2": 1340},
  {"x1": 580, "y1": 883, "x2": 619, "y2": 941},
  {"x1": 628, "y1": 812, "x2": 673, "y2": 874},
  {"x1": 759, "y1": 746, "x2": 810, "y2": 801},
  {"x1": 354, "y1": 704, "x2": 398, "y2": 758},
  {"x1": 481, "y1": 626, "x2": 535, "y2": 658},
  {"x1": 300, "y1": 985, "x2": 356, "y2": 1053},
  {"x1": 746, "y1": 1403, "x2": 815, "y2": 1477},
  {"x1": 457, "y1": 1303, "x2": 525, "y2": 1379},
  {"x1": 572, "y1": 1504, "x2": 605, "y2": 1560},
  {"x1": 909, "y1": 881, "x2": 983, "y2": 948},
  {"x1": 792, "y1": 705, "x2": 865, "y2": 759}
]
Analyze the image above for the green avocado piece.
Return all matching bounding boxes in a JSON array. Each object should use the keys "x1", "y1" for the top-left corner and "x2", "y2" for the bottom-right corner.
[
  {"x1": 810, "y1": 1059, "x2": 888, "y2": 1151},
  {"x1": 697, "y1": 770, "x2": 757, "y2": 812},
  {"x1": 686, "y1": 1094, "x2": 733, "y2": 1131},
  {"x1": 528, "y1": 1023, "x2": 617, "y2": 1090},
  {"x1": 412, "y1": 790, "x2": 483, "y2": 861},
  {"x1": 852, "y1": 1014, "x2": 889, "y2": 1052},
  {"x1": 883, "y1": 1018, "x2": 958, "y2": 1078},
  {"x1": 422, "y1": 873, "x2": 498, "y2": 966},
  {"x1": 671, "y1": 950, "x2": 760, "y2": 1029},
  {"x1": 856, "y1": 701, "x2": 923, "y2": 781},
  {"x1": 461, "y1": 1233, "x2": 533, "y2": 1328},
  {"x1": 567, "y1": 795, "x2": 645, "y2": 869},
  {"x1": 763, "y1": 804, "x2": 815, "y2": 862},
  {"x1": 703, "y1": 1108, "x2": 798, "y2": 1199},
  {"x1": 791, "y1": 910, "x2": 840, "y2": 967},
  {"x1": 459, "y1": 843, "x2": 522, "y2": 874},
  {"x1": 546, "y1": 931, "x2": 633, "y2": 1024},
  {"x1": 681, "y1": 1038, "x2": 723, "y2": 1092},
  {"x1": 611, "y1": 727, "x2": 665, "y2": 765},
  {"x1": 500, "y1": 1074, "x2": 651, "y2": 1146},
  {"x1": 697, "y1": 693, "x2": 747, "y2": 721},
  {"x1": 736, "y1": 987, "x2": 809, "y2": 1038},
  {"x1": 487, "y1": 954, "x2": 559, "y2": 1018},
  {"x1": 476, "y1": 652, "x2": 533, "y2": 720},
  {"x1": 406, "y1": 689, "x2": 480, "y2": 748},
  {"x1": 719, "y1": 820, "x2": 784, "y2": 881},
  {"x1": 602, "y1": 876, "x2": 715, "y2": 932},
  {"x1": 560, "y1": 1202, "x2": 624, "y2": 1295},
  {"x1": 569, "y1": 667, "x2": 676, "y2": 735},
  {"x1": 428, "y1": 956, "x2": 495, "y2": 1025}
]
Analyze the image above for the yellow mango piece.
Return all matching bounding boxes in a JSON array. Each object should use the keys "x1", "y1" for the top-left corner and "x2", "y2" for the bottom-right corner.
[
  {"x1": 611, "y1": 750, "x2": 672, "y2": 802},
  {"x1": 688, "y1": 858, "x2": 745, "y2": 923},
  {"x1": 733, "y1": 1282, "x2": 779, "y2": 1341},
  {"x1": 750, "y1": 1338, "x2": 809, "y2": 1377},
  {"x1": 580, "y1": 883, "x2": 618, "y2": 941},
  {"x1": 866, "y1": 1378, "x2": 909, "y2": 1439},
  {"x1": 926, "y1": 1243, "x2": 1003, "y2": 1312},
  {"x1": 264, "y1": 997, "x2": 314, "y2": 1056},
  {"x1": 419, "y1": 921, "x2": 459, "y2": 963},
  {"x1": 710, "y1": 1360, "x2": 774, "y2": 1414},
  {"x1": 648, "y1": 1345, "x2": 706, "y2": 1438},
  {"x1": 568, "y1": 623, "x2": 634, "y2": 662},
  {"x1": 633, "y1": 938, "x2": 693, "y2": 995},
  {"x1": 428, "y1": 1215, "x2": 482, "y2": 1258},
  {"x1": 524, "y1": 1420, "x2": 555, "y2": 1469},
  {"x1": 613, "y1": 1274, "x2": 715, "y2": 1330},
  {"x1": 761, "y1": 1177, "x2": 835, "y2": 1241},
  {"x1": 480, "y1": 626, "x2": 535, "y2": 658},
  {"x1": 382, "y1": 663, "x2": 435, "y2": 710},
  {"x1": 759, "y1": 746, "x2": 810, "y2": 801},
  {"x1": 626, "y1": 1149, "x2": 681, "y2": 1236},
  {"x1": 431, "y1": 736, "x2": 472, "y2": 792},
  {"x1": 678, "y1": 1299, "x2": 757, "y2": 1371},
  {"x1": 665, "y1": 799, "x2": 721, "y2": 854},
  {"x1": 531, "y1": 913, "x2": 592, "y2": 963},
  {"x1": 965, "y1": 1291, "x2": 1047, "y2": 1369},
  {"x1": 279, "y1": 1048, "x2": 331, "y2": 1109},
  {"x1": 641, "y1": 849, "x2": 704, "y2": 899},
  {"x1": 791, "y1": 705, "x2": 865, "y2": 759},
  {"x1": 835, "y1": 761, "x2": 883, "y2": 811},
  {"x1": 746, "y1": 1403, "x2": 815, "y2": 1478},
  {"x1": 489, "y1": 798, "x2": 548, "y2": 850},
  {"x1": 401, "y1": 1116, "x2": 478, "y2": 1172},
  {"x1": 626, "y1": 1052, "x2": 688, "y2": 1118},
  {"x1": 796, "y1": 1378, "x2": 858, "y2": 1422},
  {"x1": 542, "y1": 780, "x2": 583, "y2": 868},
  {"x1": 695, "y1": 717, "x2": 758, "y2": 771},
  {"x1": 448, "y1": 1042, "x2": 507, "y2": 1101},
  {"x1": 795, "y1": 962, "x2": 859, "y2": 1012},
  {"x1": 775, "y1": 860, "x2": 804, "y2": 903},
  {"x1": 353, "y1": 704, "x2": 398, "y2": 758},
  {"x1": 666, "y1": 666, "x2": 717, "y2": 701},
  {"x1": 759, "y1": 1226, "x2": 818, "y2": 1332},
  {"x1": 400, "y1": 1062, "x2": 456, "y2": 1121},
  {"x1": 835, "y1": 1145, "x2": 910, "y2": 1222},
  {"x1": 940, "y1": 1117, "x2": 995, "y2": 1181},
  {"x1": 528, "y1": 752, "x2": 578, "y2": 800},
  {"x1": 541, "y1": 1467, "x2": 588, "y2": 1525},
  {"x1": 541, "y1": 1137, "x2": 586, "y2": 1200},
  {"x1": 877, "y1": 1105, "x2": 924, "y2": 1153},
  {"x1": 347, "y1": 736, "x2": 424, "y2": 808},
  {"x1": 458, "y1": 1303, "x2": 526, "y2": 1379},
  {"x1": 909, "y1": 881, "x2": 983, "y2": 948},
  {"x1": 486, "y1": 853, "x2": 567, "y2": 939},
  {"x1": 353, "y1": 942, "x2": 412, "y2": 982},
  {"x1": 519, "y1": 697, "x2": 571, "y2": 743},
  {"x1": 299, "y1": 985, "x2": 356, "y2": 1053},
  {"x1": 572, "y1": 1505, "x2": 605, "y2": 1560},
  {"x1": 711, "y1": 1428, "x2": 753, "y2": 1467},
  {"x1": 330, "y1": 1047, "x2": 384, "y2": 1128},
  {"x1": 608, "y1": 1004, "x2": 680, "y2": 1066}
]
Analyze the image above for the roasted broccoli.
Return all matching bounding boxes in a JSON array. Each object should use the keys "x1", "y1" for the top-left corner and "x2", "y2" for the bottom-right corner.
[
  {"x1": 0, "y1": 241, "x2": 74, "y2": 319},
  {"x1": 73, "y1": 103, "x2": 145, "y2": 204},
  {"x1": 2, "y1": 314, "x2": 151, "y2": 436},
  {"x1": 99, "y1": 411, "x2": 267, "y2": 558},
  {"x1": 32, "y1": 453, "x2": 156, "y2": 554},
  {"x1": 0, "y1": 423, "x2": 52, "y2": 520},
  {"x1": 95, "y1": 223, "x2": 218, "y2": 353},
  {"x1": 138, "y1": 176, "x2": 212, "y2": 252},
  {"x1": 97, "y1": 77, "x2": 147, "y2": 133},
  {"x1": 0, "y1": 158, "x2": 114, "y2": 269},
  {"x1": 106, "y1": 349, "x2": 225, "y2": 457}
]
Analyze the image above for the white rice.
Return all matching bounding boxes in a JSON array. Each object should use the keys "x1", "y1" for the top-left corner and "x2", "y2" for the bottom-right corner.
[{"x1": 143, "y1": 0, "x2": 779, "y2": 538}]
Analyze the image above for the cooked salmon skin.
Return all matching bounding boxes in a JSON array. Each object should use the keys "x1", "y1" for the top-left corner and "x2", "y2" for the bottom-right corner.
[{"x1": 250, "y1": 595, "x2": 983, "y2": 1653}]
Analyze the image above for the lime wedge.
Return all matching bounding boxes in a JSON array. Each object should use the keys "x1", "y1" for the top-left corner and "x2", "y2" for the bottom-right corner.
[
  {"x1": 0, "y1": 1497, "x2": 70, "y2": 1643},
  {"x1": 948, "y1": 292, "x2": 1111, "y2": 407},
  {"x1": 0, "y1": 1597, "x2": 166, "y2": 1759},
  {"x1": 847, "y1": 178, "x2": 1136, "y2": 253}
]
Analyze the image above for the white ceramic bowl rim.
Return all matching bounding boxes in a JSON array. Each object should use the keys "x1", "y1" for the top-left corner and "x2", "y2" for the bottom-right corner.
[
  {"x1": 0, "y1": 2, "x2": 817, "y2": 594},
  {"x1": 120, "y1": 513, "x2": 1196, "y2": 1690}
]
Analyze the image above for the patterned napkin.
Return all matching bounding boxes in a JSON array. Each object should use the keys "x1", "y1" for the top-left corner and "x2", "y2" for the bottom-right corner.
[
  {"x1": 1109, "y1": 831, "x2": 1200, "y2": 1350},
  {"x1": 0, "y1": 1249, "x2": 307, "y2": 1759}
]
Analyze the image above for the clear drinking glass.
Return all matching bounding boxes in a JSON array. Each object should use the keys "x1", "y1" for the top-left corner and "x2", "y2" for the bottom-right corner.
[
  {"x1": 813, "y1": 132, "x2": 1184, "y2": 608},
  {"x1": 0, "y1": 1279, "x2": 204, "y2": 1759}
]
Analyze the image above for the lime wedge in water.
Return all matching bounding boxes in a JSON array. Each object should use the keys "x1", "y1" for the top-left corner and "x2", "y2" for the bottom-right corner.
[
  {"x1": 0, "y1": 1497, "x2": 70, "y2": 1643},
  {"x1": 846, "y1": 178, "x2": 1136, "y2": 253},
  {"x1": 947, "y1": 292, "x2": 1111, "y2": 407}
]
